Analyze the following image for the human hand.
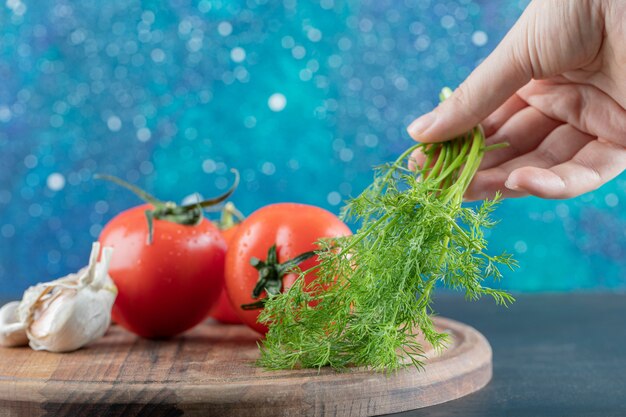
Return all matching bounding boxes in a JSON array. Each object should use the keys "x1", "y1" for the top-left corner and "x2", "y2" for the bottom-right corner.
[{"x1": 407, "y1": 0, "x2": 626, "y2": 200}]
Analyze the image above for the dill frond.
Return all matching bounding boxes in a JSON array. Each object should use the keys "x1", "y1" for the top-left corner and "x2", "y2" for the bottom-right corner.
[{"x1": 258, "y1": 89, "x2": 517, "y2": 372}]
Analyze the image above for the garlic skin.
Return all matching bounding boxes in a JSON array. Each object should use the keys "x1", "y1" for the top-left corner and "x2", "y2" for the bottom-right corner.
[
  {"x1": 0, "y1": 301, "x2": 28, "y2": 347},
  {"x1": 26, "y1": 283, "x2": 115, "y2": 353},
  {"x1": 9, "y1": 242, "x2": 118, "y2": 353}
]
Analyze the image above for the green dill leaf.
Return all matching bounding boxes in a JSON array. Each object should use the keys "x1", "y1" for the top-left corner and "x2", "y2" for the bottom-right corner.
[{"x1": 257, "y1": 89, "x2": 517, "y2": 372}]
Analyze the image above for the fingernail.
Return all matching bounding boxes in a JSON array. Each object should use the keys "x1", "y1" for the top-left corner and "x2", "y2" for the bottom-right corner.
[
  {"x1": 504, "y1": 179, "x2": 519, "y2": 190},
  {"x1": 407, "y1": 113, "x2": 436, "y2": 139}
]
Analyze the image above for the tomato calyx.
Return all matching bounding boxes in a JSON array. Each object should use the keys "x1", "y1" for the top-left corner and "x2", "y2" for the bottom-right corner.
[
  {"x1": 241, "y1": 244, "x2": 316, "y2": 310},
  {"x1": 217, "y1": 202, "x2": 245, "y2": 230},
  {"x1": 95, "y1": 170, "x2": 239, "y2": 244}
]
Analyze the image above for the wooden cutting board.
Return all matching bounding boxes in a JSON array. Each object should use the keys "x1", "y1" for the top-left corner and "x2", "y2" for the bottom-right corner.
[{"x1": 0, "y1": 317, "x2": 491, "y2": 417}]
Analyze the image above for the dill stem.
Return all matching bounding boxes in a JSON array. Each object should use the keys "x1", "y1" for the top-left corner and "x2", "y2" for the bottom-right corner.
[
  {"x1": 416, "y1": 278, "x2": 436, "y2": 309},
  {"x1": 433, "y1": 139, "x2": 470, "y2": 183},
  {"x1": 392, "y1": 143, "x2": 421, "y2": 174},
  {"x1": 422, "y1": 148, "x2": 434, "y2": 174},
  {"x1": 437, "y1": 236, "x2": 451, "y2": 265},
  {"x1": 427, "y1": 145, "x2": 446, "y2": 180},
  {"x1": 338, "y1": 212, "x2": 390, "y2": 257}
]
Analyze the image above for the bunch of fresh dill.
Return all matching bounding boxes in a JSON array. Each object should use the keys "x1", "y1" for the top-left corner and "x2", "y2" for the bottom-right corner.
[{"x1": 258, "y1": 88, "x2": 517, "y2": 372}]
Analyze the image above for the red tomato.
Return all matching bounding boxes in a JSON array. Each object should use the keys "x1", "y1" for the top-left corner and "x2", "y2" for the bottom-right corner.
[
  {"x1": 225, "y1": 203, "x2": 352, "y2": 334},
  {"x1": 209, "y1": 226, "x2": 242, "y2": 324},
  {"x1": 99, "y1": 204, "x2": 226, "y2": 338}
]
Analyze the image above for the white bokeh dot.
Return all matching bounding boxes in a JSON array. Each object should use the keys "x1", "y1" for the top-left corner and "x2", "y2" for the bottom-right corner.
[
  {"x1": 320, "y1": 0, "x2": 334, "y2": 9},
  {"x1": 339, "y1": 148, "x2": 354, "y2": 162},
  {"x1": 24, "y1": 154, "x2": 38, "y2": 169},
  {"x1": 307, "y1": 28, "x2": 322, "y2": 42},
  {"x1": 299, "y1": 69, "x2": 312, "y2": 81},
  {"x1": 327, "y1": 191, "x2": 342, "y2": 206},
  {"x1": 230, "y1": 47, "x2": 246, "y2": 63},
  {"x1": 605, "y1": 193, "x2": 619, "y2": 207},
  {"x1": 514, "y1": 240, "x2": 528, "y2": 254},
  {"x1": 198, "y1": 0, "x2": 211, "y2": 13},
  {"x1": 364, "y1": 134, "x2": 378, "y2": 148},
  {"x1": 141, "y1": 11, "x2": 155, "y2": 24},
  {"x1": 151, "y1": 48, "x2": 165, "y2": 63},
  {"x1": 328, "y1": 54, "x2": 342, "y2": 67},
  {"x1": 136, "y1": 127, "x2": 151, "y2": 142},
  {"x1": 472, "y1": 31, "x2": 488, "y2": 46},
  {"x1": 89, "y1": 224, "x2": 102, "y2": 238},
  {"x1": 217, "y1": 21, "x2": 232, "y2": 36},
  {"x1": 139, "y1": 161, "x2": 154, "y2": 175},
  {"x1": 268, "y1": 93, "x2": 287, "y2": 112},
  {"x1": 202, "y1": 159, "x2": 217, "y2": 173},
  {"x1": 440, "y1": 15, "x2": 455, "y2": 29},
  {"x1": 261, "y1": 162, "x2": 276, "y2": 175},
  {"x1": 95, "y1": 200, "x2": 109, "y2": 214},
  {"x1": 281, "y1": 36, "x2": 295, "y2": 49},
  {"x1": 414, "y1": 35, "x2": 430, "y2": 51},
  {"x1": 555, "y1": 203, "x2": 569, "y2": 218},
  {"x1": 47, "y1": 172, "x2": 66, "y2": 191},
  {"x1": 292, "y1": 45, "x2": 306, "y2": 59},
  {"x1": 0, "y1": 106, "x2": 12, "y2": 123},
  {"x1": 338, "y1": 37, "x2": 352, "y2": 51},
  {"x1": 107, "y1": 115, "x2": 122, "y2": 131}
]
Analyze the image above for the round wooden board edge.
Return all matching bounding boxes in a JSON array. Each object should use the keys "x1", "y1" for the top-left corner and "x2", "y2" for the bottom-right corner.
[{"x1": 0, "y1": 317, "x2": 492, "y2": 417}]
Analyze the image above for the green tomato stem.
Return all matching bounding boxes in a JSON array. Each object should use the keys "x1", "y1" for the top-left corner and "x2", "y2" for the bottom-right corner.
[{"x1": 95, "y1": 169, "x2": 240, "y2": 244}]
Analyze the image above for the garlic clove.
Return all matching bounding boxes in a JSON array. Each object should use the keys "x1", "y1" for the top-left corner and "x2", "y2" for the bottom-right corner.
[
  {"x1": 28, "y1": 284, "x2": 115, "y2": 353},
  {"x1": 15, "y1": 242, "x2": 118, "y2": 353},
  {"x1": 0, "y1": 301, "x2": 28, "y2": 347}
]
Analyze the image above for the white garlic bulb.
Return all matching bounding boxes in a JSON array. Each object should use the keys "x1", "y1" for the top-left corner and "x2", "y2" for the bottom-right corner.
[
  {"x1": 0, "y1": 242, "x2": 117, "y2": 353},
  {"x1": 0, "y1": 301, "x2": 28, "y2": 347}
]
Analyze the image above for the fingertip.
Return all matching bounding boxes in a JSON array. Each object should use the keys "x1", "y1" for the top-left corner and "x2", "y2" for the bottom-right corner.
[
  {"x1": 504, "y1": 178, "x2": 520, "y2": 191},
  {"x1": 506, "y1": 167, "x2": 567, "y2": 199},
  {"x1": 505, "y1": 169, "x2": 529, "y2": 193},
  {"x1": 407, "y1": 112, "x2": 437, "y2": 142},
  {"x1": 409, "y1": 96, "x2": 489, "y2": 144}
]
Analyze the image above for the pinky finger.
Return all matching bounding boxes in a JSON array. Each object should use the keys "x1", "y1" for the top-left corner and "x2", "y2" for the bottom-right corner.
[{"x1": 505, "y1": 140, "x2": 626, "y2": 199}]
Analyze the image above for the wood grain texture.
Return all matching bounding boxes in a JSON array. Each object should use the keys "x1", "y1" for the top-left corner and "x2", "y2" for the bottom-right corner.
[{"x1": 0, "y1": 317, "x2": 491, "y2": 417}]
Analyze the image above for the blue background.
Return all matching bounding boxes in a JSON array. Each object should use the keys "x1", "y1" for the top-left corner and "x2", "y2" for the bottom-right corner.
[{"x1": 1, "y1": 0, "x2": 625, "y2": 298}]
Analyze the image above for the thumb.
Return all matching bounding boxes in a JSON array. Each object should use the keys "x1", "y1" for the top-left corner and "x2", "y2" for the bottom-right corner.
[{"x1": 407, "y1": 6, "x2": 535, "y2": 143}]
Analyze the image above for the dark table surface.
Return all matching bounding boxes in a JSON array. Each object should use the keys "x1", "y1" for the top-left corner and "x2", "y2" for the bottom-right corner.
[{"x1": 397, "y1": 293, "x2": 626, "y2": 417}]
